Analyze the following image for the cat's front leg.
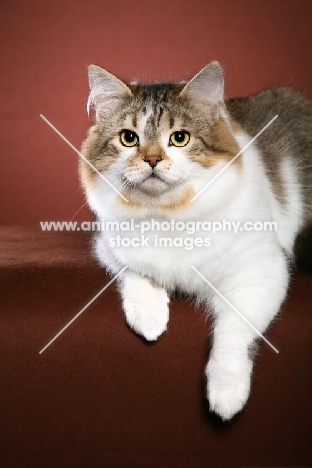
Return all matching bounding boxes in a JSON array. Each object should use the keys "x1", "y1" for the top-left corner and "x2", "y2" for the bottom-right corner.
[
  {"x1": 205, "y1": 253, "x2": 289, "y2": 420},
  {"x1": 119, "y1": 273, "x2": 170, "y2": 341},
  {"x1": 207, "y1": 343, "x2": 253, "y2": 421}
]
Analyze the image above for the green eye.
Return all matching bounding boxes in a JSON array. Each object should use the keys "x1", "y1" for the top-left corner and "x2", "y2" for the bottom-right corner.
[
  {"x1": 169, "y1": 131, "x2": 190, "y2": 147},
  {"x1": 120, "y1": 130, "x2": 139, "y2": 147}
]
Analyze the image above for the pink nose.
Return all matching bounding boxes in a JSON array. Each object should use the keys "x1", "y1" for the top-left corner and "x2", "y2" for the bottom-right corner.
[{"x1": 145, "y1": 155, "x2": 161, "y2": 168}]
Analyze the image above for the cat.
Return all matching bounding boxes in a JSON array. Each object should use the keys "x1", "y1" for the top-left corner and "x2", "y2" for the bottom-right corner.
[{"x1": 80, "y1": 62, "x2": 312, "y2": 421}]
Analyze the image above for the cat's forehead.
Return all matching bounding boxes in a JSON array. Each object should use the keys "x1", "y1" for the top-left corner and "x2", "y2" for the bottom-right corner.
[
  {"x1": 130, "y1": 82, "x2": 185, "y2": 102},
  {"x1": 121, "y1": 82, "x2": 190, "y2": 138}
]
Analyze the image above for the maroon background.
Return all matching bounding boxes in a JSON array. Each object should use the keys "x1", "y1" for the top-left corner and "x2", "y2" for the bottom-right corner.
[{"x1": 0, "y1": 0, "x2": 311, "y2": 224}]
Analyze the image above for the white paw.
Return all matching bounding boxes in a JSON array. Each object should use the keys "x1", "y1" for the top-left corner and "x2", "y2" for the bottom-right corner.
[
  {"x1": 121, "y1": 278, "x2": 169, "y2": 341},
  {"x1": 206, "y1": 354, "x2": 252, "y2": 421}
]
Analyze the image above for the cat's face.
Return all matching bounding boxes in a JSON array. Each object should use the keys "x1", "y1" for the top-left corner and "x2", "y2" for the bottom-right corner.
[{"x1": 80, "y1": 62, "x2": 240, "y2": 210}]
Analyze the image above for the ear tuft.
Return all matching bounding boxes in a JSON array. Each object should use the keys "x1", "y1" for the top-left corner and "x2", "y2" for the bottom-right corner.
[
  {"x1": 87, "y1": 65, "x2": 132, "y2": 115},
  {"x1": 180, "y1": 61, "x2": 224, "y2": 107}
]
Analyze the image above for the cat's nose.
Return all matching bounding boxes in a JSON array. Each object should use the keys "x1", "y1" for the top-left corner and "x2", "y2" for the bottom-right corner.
[{"x1": 144, "y1": 155, "x2": 161, "y2": 168}]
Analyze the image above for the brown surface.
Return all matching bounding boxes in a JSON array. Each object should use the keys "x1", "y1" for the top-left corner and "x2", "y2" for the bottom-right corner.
[
  {"x1": 1, "y1": 226, "x2": 312, "y2": 467},
  {"x1": 0, "y1": 0, "x2": 312, "y2": 224}
]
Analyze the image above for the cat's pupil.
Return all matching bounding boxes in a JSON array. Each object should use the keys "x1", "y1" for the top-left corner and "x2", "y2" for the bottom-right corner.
[
  {"x1": 175, "y1": 132, "x2": 185, "y2": 142},
  {"x1": 125, "y1": 131, "x2": 135, "y2": 142}
]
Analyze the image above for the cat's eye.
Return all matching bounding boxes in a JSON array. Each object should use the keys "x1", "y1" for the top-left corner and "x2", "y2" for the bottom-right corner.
[
  {"x1": 120, "y1": 130, "x2": 139, "y2": 147},
  {"x1": 169, "y1": 131, "x2": 190, "y2": 147}
]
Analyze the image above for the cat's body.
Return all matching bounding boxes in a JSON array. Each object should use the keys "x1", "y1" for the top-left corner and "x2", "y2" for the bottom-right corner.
[{"x1": 80, "y1": 63, "x2": 312, "y2": 420}]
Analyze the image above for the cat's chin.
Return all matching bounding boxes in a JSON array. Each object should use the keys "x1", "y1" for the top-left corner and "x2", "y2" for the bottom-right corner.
[
  {"x1": 137, "y1": 174, "x2": 173, "y2": 195},
  {"x1": 121, "y1": 174, "x2": 191, "y2": 207}
]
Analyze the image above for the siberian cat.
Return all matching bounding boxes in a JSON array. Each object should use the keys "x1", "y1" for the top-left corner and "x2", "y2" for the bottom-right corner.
[{"x1": 80, "y1": 62, "x2": 312, "y2": 420}]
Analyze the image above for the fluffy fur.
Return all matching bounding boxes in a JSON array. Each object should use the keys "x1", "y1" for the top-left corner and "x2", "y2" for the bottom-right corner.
[{"x1": 80, "y1": 62, "x2": 312, "y2": 420}]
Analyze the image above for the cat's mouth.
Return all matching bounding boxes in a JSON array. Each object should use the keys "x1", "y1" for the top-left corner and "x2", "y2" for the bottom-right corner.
[
  {"x1": 140, "y1": 170, "x2": 166, "y2": 183},
  {"x1": 136, "y1": 171, "x2": 171, "y2": 195},
  {"x1": 121, "y1": 167, "x2": 187, "y2": 197}
]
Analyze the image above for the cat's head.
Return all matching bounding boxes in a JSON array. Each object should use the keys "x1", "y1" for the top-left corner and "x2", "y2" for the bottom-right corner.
[{"x1": 80, "y1": 62, "x2": 240, "y2": 214}]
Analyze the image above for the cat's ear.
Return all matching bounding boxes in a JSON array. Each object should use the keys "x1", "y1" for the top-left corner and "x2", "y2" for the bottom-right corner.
[
  {"x1": 180, "y1": 61, "x2": 224, "y2": 109},
  {"x1": 87, "y1": 65, "x2": 132, "y2": 115}
]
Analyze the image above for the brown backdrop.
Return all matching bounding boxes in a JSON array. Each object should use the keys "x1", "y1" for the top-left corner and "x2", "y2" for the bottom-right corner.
[{"x1": 0, "y1": 0, "x2": 311, "y2": 225}]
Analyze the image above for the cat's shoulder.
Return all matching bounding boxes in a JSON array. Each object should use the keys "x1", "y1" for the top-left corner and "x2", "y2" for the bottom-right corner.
[
  {"x1": 225, "y1": 87, "x2": 312, "y2": 135},
  {"x1": 226, "y1": 87, "x2": 311, "y2": 119}
]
